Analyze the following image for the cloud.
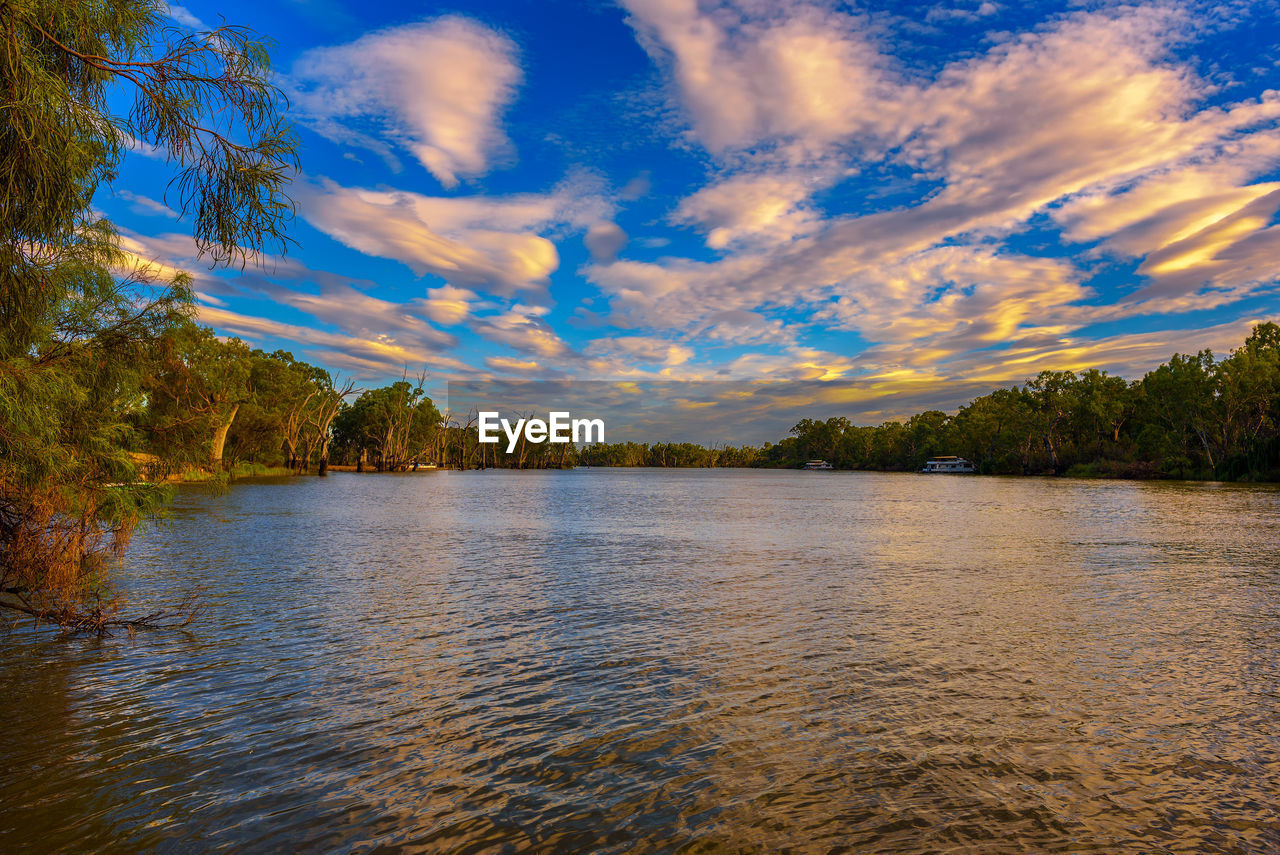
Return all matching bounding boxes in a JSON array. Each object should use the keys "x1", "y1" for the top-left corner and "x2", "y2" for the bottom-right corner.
[
  {"x1": 620, "y1": 0, "x2": 891, "y2": 159},
  {"x1": 125, "y1": 136, "x2": 163, "y2": 159},
  {"x1": 117, "y1": 228, "x2": 469, "y2": 379},
  {"x1": 196, "y1": 306, "x2": 468, "y2": 376},
  {"x1": 469, "y1": 307, "x2": 575, "y2": 360},
  {"x1": 114, "y1": 189, "x2": 177, "y2": 218},
  {"x1": 114, "y1": 229, "x2": 313, "y2": 293},
  {"x1": 297, "y1": 180, "x2": 549, "y2": 297},
  {"x1": 817, "y1": 247, "x2": 1090, "y2": 358},
  {"x1": 420, "y1": 285, "x2": 481, "y2": 326},
  {"x1": 585, "y1": 335, "x2": 694, "y2": 366},
  {"x1": 924, "y1": 2, "x2": 999, "y2": 24},
  {"x1": 673, "y1": 172, "x2": 822, "y2": 248},
  {"x1": 289, "y1": 17, "x2": 521, "y2": 187},
  {"x1": 444, "y1": 313, "x2": 1260, "y2": 443},
  {"x1": 164, "y1": 3, "x2": 206, "y2": 29},
  {"x1": 248, "y1": 281, "x2": 459, "y2": 351},
  {"x1": 1050, "y1": 130, "x2": 1280, "y2": 313},
  {"x1": 932, "y1": 316, "x2": 1267, "y2": 386},
  {"x1": 120, "y1": 3, "x2": 1280, "y2": 400},
  {"x1": 585, "y1": 251, "x2": 799, "y2": 347},
  {"x1": 483, "y1": 356, "x2": 545, "y2": 374},
  {"x1": 585, "y1": 222, "x2": 628, "y2": 264},
  {"x1": 114, "y1": 231, "x2": 205, "y2": 286},
  {"x1": 620, "y1": 171, "x2": 652, "y2": 200},
  {"x1": 598, "y1": 2, "x2": 1280, "y2": 375},
  {"x1": 877, "y1": 7, "x2": 1268, "y2": 244},
  {"x1": 295, "y1": 177, "x2": 622, "y2": 299}
]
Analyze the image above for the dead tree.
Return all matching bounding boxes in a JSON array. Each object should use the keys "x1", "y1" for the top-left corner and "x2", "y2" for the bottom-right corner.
[{"x1": 309, "y1": 377, "x2": 357, "y2": 476}]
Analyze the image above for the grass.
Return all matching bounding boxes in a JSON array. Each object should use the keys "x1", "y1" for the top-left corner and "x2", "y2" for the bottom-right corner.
[{"x1": 169, "y1": 462, "x2": 294, "y2": 483}]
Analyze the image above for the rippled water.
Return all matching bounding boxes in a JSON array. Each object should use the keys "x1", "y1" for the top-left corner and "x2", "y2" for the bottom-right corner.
[{"x1": 3, "y1": 469, "x2": 1280, "y2": 852}]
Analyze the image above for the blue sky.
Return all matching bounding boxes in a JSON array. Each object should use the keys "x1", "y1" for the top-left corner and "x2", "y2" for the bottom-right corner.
[{"x1": 104, "y1": 0, "x2": 1280, "y2": 426}]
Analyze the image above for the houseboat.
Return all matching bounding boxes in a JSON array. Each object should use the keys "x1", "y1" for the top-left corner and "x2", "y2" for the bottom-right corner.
[
  {"x1": 920, "y1": 456, "x2": 976, "y2": 473},
  {"x1": 803, "y1": 459, "x2": 834, "y2": 470}
]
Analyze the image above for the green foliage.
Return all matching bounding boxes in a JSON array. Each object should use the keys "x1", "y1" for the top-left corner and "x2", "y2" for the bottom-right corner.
[
  {"x1": 765, "y1": 325, "x2": 1280, "y2": 481},
  {"x1": 576, "y1": 442, "x2": 759, "y2": 468},
  {"x1": 0, "y1": 0, "x2": 296, "y2": 626},
  {"x1": 0, "y1": 0, "x2": 297, "y2": 270},
  {"x1": 333, "y1": 381, "x2": 440, "y2": 471},
  {"x1": 143, "y1": 321, "x2": 253, "y2": 467}
]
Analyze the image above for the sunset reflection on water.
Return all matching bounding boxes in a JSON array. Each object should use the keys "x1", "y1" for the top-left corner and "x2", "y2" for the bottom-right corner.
[{"x1": 2, "y1": 470, "x2": 1278, "y2": 852}]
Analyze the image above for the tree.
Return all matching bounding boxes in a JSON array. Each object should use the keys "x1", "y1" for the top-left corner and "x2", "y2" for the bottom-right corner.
[
  {"x1": 0, "y1": 0, "x2": 297, "y2": 630},
  {"x1": 143, "y1": 323, "x2": 253, "y2": 470},
  {"x1": 221, "y1": 349, "x2": 310, "y2": 468},
  {"x1": 1139, "y1": 351, "x2": 1219, "y2": 476},
  {"x1": 1214, "y1": 329, "x2": 1280, "y2": 478},
  {"x1": 309, "y1": 374, "x2": 357, "y2": 476},
  {"x1": 904, "y1": 410, "x2": 948, "y2": 467},
  {"x1": 334, "y1": 379, "x2": 441, "y2": 472},
  {"x1": 1025, "y1": 370, "x2": 1077, "y2": 474}
]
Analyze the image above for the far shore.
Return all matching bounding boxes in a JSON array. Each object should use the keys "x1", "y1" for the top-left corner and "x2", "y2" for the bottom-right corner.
[{"x1": 184, "y1": 463, "x2": 1280, "y2": 485}]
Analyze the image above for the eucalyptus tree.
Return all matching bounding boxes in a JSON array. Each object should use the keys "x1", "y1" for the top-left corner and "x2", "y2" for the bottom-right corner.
[
  {"x1": 309, "y1": 374, "x2": 357, "y2": 476},
  {"x1": 0, "y1": 0, "x2": 297, "y2": 629},
  {"x1": 221, "y1": 349, "x2": 311, "y2": 467},
  {"x1": 334, "y1": 380, "x2": 441, "y2": 472},
  {"x1": 1138, "y1": 351, "x2": 1220, "y2": 476},
  {"x1": 1213, "y1": 325, "x2": 1280, "y2": 478},
  {"x1": 144, "y1": 323, "x2": 256, "y2": 469}
]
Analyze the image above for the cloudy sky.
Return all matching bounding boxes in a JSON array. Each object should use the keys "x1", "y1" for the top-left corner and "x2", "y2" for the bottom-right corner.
[{"x1": 105, "y1": 0, "x2": 1280, "y2": 430}]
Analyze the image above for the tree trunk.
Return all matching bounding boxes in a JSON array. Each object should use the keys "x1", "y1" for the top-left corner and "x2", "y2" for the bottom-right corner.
[
  {"x1": 210, "y1": 403, "x2": 239, "y2": 469},
  {"x1": 1195, "y1": 427, "x2": 1217, "y2": 472},
  {"x1": 1044, "y1": 434, "x2": 1060, "y2": 473}
]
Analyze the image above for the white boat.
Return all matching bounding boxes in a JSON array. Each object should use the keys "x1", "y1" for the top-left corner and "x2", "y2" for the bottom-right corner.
[
  {"x1": 920, "y1": 456, "x2": 976, "y2": 474},
  {"x1": 803, "y1": 459, "x2": 834, "y2": 470}
]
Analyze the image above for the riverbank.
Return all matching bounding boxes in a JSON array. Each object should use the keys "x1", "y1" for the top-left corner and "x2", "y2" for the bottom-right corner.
[{"x1": 211, "y1": 461, "x2": 1280, "y2": 484}]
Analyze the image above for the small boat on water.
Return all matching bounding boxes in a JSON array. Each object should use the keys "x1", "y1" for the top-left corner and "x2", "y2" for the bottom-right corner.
[
  {"x1": 804, "y1": 459, "x2": 834, "y2": 470},
  {"x1": 920, "y1": 456, "x2": 976, "y2": 474}
]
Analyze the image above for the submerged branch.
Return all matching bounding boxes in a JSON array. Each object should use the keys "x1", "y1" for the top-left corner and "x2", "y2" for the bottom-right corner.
[{"x1": 0, "y1": 587, "x2": 206, "y2": 637}]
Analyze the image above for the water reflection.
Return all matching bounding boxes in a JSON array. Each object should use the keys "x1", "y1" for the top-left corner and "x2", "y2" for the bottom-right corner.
[{"x1": 2, "y1": 470, "x2": 1279, "y2": 852}]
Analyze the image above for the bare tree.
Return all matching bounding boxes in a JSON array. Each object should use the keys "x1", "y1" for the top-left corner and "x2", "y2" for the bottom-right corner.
[{"x1": 308, "y1": 377, "x2": 356, "y2": 475}]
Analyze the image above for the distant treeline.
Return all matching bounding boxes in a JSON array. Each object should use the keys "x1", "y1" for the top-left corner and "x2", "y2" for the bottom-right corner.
[
  {"x1": 761, "y1": 323, "x2": 1280, "y2": 480},
  {"x1": 114, "y1": 321, "x2": 1280, "y2": 484},
  {"x1": 574, "y1": 442, "x2": 760, "y2": 468},
  {"x1": 577, "y1": 323, "x2": 1280, "y2": 482}
]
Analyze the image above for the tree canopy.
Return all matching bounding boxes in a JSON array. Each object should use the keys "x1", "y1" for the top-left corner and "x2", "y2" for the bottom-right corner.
[
  {"x1": 0, "y1": 0, "x2": 297, "y2": 631},
  {"x1": 766, "y1": 325, "x2": 1280, "y2": 480}
]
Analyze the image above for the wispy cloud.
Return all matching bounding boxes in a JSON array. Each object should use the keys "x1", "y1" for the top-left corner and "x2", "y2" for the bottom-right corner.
[
  {"x1": 295, "y1": 176, "x2": 617, "y2": 299},
  {"x1": 100, "y1": 2, "x2": 1280, "y2": 407},
  {"x1": 114, "y1": 189, "x2": 178, "y2": 218},
  {"x1": 598, "y1": 1, "x2": 1280, "y2": 375},
  {"x1": 164, "y1": 3, "x2": 206, "y2": 30},
  {"x1": 621, "y1": 0, "x2": 892, "y2": 160},
  {"x1": 195, "y1": 305, "x2": 469, "y2": 377}
]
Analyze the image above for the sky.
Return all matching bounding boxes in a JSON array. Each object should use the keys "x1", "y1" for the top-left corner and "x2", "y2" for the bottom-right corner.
[{"x1": 101, "y1": 0, "x2": 1280, "y2": 439}]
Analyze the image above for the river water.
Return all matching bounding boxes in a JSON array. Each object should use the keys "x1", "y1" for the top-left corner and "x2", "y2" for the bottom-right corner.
[{"x1": 2, "y1": 469, "x2": 1280, "y2": 852}]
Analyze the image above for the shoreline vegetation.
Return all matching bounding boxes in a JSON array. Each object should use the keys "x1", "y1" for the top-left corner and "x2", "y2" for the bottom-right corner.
[
  {"x1": 1, "y1": 0, "x2": 301, "y2": 631},
  {"x1": 151, "y1": 321, "x2": 1278, "y2": 485}
]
